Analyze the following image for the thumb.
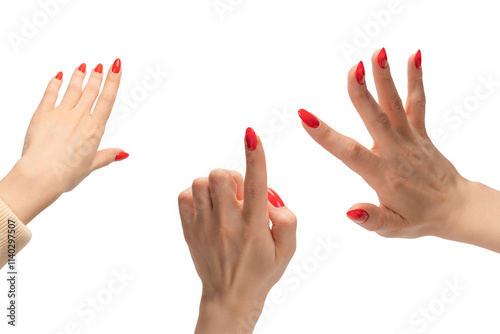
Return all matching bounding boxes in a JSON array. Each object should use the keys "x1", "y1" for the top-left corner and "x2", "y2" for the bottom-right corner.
[
  {"x1": 91, "y1": 149, "x2": 129, "y2": 172},
  {"x1": 346, "y1": 203, "x2": 407, "y2": 238},
  {"x1": 267, "y1": 188, "x2": 297, "y2": 260}
]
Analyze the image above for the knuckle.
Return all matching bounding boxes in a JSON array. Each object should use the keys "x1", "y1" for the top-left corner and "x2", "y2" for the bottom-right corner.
[
  {"x1": 85, "y1": 83, "x2": 100, "y2": 96},
  {"x1": 372, "y1": 214, "x2": 386, "y2": 233},
  {"x1": 343, "y1": 141, "x2": 363, "y2": 161},
  {"x1": 389, "y1": 94, "x2": 404, "y2": 112},
  {"x1": 353, "y1": 87, "x2": 371, "y2": 101},
  {"x1": 375, "y1": 212, "x2": 406, "y2": 238},
  {"x1": 44, "y1": 85, "x2": 59, "y2": 99},
  {"x1": 192, "y1": 178, "x2": 208, "y2": 192},
  {"x1": 67, "y1": 82, "x2": 82, "y2": 94},
  {"x1": 413, "y1": 95, "x2": 426, "y2": 109},
  {"x1": 272, "y1": 211, "x2": 298, "y2": 228},
  {"x1": 316, "y1": 125, "x2": 333, "y2": 142},
  {"x1": 99, "y1": 92, "x2": 116, "y2": 105},
  {"x1": 84, "y1": 129, "x2": 102, "y2": 146},
  {"x1": 208, "y1": 169, "x2": 231, "y2": 185},
  {"x1": 283, "y1": 211, "x2": 298, "y2": 226},
  {"x1": 178, "y1": 190, "x2": 192, "y2": 205},
  {"x1": 375, "y1": 111, "x2": 392, "y2": 129},
  {"x1": 228, "y1": 170, "x2": 243, "y2": 185},
  {"x1": 245, "y1": 182, "x2": 265, "y2": 198},
  {"x1": 88, "y1": 127, "x2": 103, "y2": 139}
]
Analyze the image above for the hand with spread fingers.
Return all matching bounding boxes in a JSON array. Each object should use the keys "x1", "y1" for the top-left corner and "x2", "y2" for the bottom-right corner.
[
  {"x1": 299, "y1": 49, "x2": 500, "y2": 253},
  {"x1": 178, "y1": 128, "x2": 297, "y2": 334},
  {"x1": 0, "y1": 60, "x2": 128, "y2": 225}
]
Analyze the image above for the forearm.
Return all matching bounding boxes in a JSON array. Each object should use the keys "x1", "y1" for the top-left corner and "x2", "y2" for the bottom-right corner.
[
  {"x1": 439, "y1": 180, "x2": 500, "y2": 253},
  {"x1": 195, "y1": 296, "x2": 265, "y2": 334}
]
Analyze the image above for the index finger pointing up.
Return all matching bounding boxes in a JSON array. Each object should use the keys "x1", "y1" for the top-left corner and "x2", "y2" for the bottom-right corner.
[{"x1": 243, "y1": 127, "x2": 268, "y2": 216}]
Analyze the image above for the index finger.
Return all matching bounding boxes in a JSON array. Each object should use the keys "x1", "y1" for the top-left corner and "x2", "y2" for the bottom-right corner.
[
  {"x1": 243, "y1": 127, "x2": 268, "y2": 216},
  {"x1": 298, "y1": 109, "x2": 380, "y2": 182},
  {"x1": 91, "y1": 58, "x2": 122, "y2": 124}
]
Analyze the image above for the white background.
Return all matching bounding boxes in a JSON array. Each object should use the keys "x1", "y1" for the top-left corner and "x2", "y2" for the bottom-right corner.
[{"x1": 1, "y1": 0, "x2": 500, "y2": 333}]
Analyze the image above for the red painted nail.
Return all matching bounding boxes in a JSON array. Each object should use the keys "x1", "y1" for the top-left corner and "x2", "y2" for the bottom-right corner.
[
  {"x1": 414, "y1": 50, "x2": 422, "y2": 70},
  {"x1": 298, "y1": 109, "x2": 320, "y2": 128},
  {"x1": 346, "y1": 209, "x2": 369, "y2": 224},
  {"x1": 245, "y1": 127, "x2": 257, "y2": 151},
  {"x1": 55, "y1": 72, "x2": 63, "y2": 80},
  {"x1": 112, "y1": 58, "x2": 121, "y2": 74},
  {"x1": 378, "y1": 48, "x2": 388, "y2": 69},
  {"x1": 114, "y1": 151, "x2": 129, "y2": 161},
  {"x1": 355, "y1": 61, "x2": 365, "y2": 85},
  {"x1": 78, "y1": 63, "x2": 86, "y2": 73},
  {"x1": 94, "y1": 63, "x2": 103, "y2": 74},
  {"x1": 268, "y1": 188, "x2": 285, "y2": 208}
]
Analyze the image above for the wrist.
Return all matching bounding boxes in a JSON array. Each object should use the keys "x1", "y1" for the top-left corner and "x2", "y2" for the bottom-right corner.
[
  {"x1": 434, "y1": 178, "x2": 500, "y2": 252},
  {"x1": 195, "y1": 293, "x2": 266, "y2": 334},
  {"x1": 431, "y1": 176, "x2": 473, "y2": 239},
  {"x1": 0, "y1": 158, "x2": 63, "y2": 224}
]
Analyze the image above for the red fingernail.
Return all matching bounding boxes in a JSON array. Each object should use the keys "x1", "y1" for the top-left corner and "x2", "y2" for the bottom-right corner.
[
  {"x1": 112, "y1": 58, "x2": 121, "y2": 74},
  {"x1": 414, "y1": 50, "x2": 422, "y2": 70},
  {"x1": 356, "y1": 61, "x2": 365, "y2": 85},
  {"x1": 114, "y1": 151, "x2": 129, "y2": 161},
  {"x1": 78, "y1": 63, "x2": 86, "y2": 73},
  {"x1": 346, "y1": 209, "x2": 369, "y2": 224},
  {"x1": 94, "y1": 63, "x2": 103, "y2": 74},
  {"x1": 378, "y1": 48, "x2": 388, "y2": 69},
  {"x1": 245, "y1": 127, "x2": 257, "y2": 151},
  {"x1": 268, "y1": 188, "x2": 285, "y2": 208},
  {"x1": 298, "y1": 109, "x2": 320, "y2": 129},
  {"x1": 55, "y1": 72, "x2": 63, "y2": 80}
]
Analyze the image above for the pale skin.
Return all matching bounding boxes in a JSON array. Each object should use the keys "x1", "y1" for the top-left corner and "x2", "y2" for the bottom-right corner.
[
  {"x1": 178, "y1": 131, "x2": 297, "y2": 334},
  {"x1": 300, "y1": 49, "x2": 500, "y2": 253},
  {"x1": 0, "y1": 61, "x2": 127, "y2": 224},
  {"x1": 178, "y1": 50, "x2": 500, "y2": 334}
]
